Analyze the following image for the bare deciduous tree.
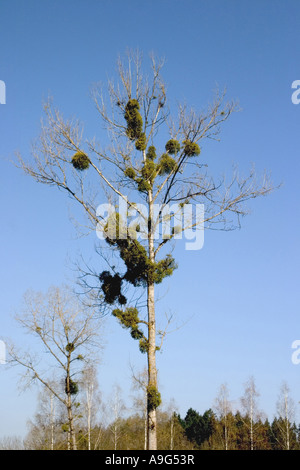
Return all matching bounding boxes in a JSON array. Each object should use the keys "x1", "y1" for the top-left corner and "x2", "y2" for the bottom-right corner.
[
  {"x1": 214, "y1": 383, "x2": 232, "y2": 450},
  {"x1": 275, "y1": 381, "x2": 296, "y2": 450},
  {"x1": 17, "y1": 50, "x2": 275, "y2": 449},
  {"x1": 8, "y1": 285, "x2": 102, "y2": 450},
  {"x1": 25, "y1": 383, "x2": 60, "y2": 450},
  {"x1": 240, "y1": 376, "x2": 265, "y2": 450},
  {"x1": 0, "y1": 436, "x2": 24, "y2": 451},
  {"x1": 131, "y1": 366, "x2": 148, "y2": 450},
  {"x1": 80, "y1": 365, "x2": 101, "y2": 450},
  {"x1": 108, "y1": 384, "x2": 126, "y2": 450}
]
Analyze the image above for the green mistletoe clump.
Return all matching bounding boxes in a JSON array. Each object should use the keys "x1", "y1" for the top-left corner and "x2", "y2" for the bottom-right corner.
[
  {"x1": 65, "y1": 377, "x2": 79, "y2": 395},
  {"x1": 147, "y1": 385, "x2": 162, "y2": 411},
  {"x1": 165, "y1": 139, "x2": 180, "y2": 155},
  {"x1": 71, "y1": 151, "x2": 90, "y2": 170},
  {"x1": 183, "y1": 139, "x2": 200, "y2": 157},
  {"x1": 157, "y1": 153, "x2": 177, "y2": 176},
  {"x1": 124, "y1": 99, "x2": 147, "y2": 151}
]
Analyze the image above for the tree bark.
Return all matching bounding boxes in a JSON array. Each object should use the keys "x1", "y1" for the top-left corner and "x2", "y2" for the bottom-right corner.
[
  {"x1": 50, "y1": 393, "x2": 55, "y2": 451},
  {"x1": 285, "y1": 394, "x2": 290, "y2": 450},
  {"x1": 66, "y1": 396, "x2": 77, "y2": 450},
  {"x1": 66, "y1": 354, "x2": 77, "y2": 450},
  {"x1": 147, "y1": 192, "x2": 158, "y2": 450},
  {"x1": 147, "y1": 282, "x2": 157, "y2": 450}
]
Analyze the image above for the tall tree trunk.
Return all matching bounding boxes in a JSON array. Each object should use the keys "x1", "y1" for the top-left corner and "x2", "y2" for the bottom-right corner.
[
  {"x1": 144, "y1": 395, "x2": 147, "y2": 450},
  {"x1": 87, "y1": 399, "x2": 91, "y2": 450},
  {"x1": 50, "y1": 393, "x2": 55, "y2": 451},
  {"x1": 67, "y1": 397, "x2": 77, "y2": 450},
  {"x1": 147, "y1": 281, "x2": 157, "y2": 450},
  {"x1": 66, "y1": 354, "x2": 77, "y2": 450},
  {"x1": 224, "y1": 416, "x2": 228, "y2": 450},
  {"x1": 147, "y1": 192, "x2": 158, "y2": 450},
  {"x1": 86, "y1": 385, "x2": 93, "y2": 451},
  {"x1": 250, "y1": 395, "x2": 254, "y2": 451},
  {"x1": 170, "y1": 414, "x2": 174, "y2": 450},
  {"x1": 285, "y1": 395, "x2": 290, "y2": 450}
]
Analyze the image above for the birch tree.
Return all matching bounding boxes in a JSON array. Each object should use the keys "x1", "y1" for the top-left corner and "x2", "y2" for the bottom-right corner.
[
  {"x1": 8, "y1": 285, "x2": 102, "y2": 450},
  {"x1": 25, "y1": 383, "x2": 60, "y2": 450},
  {"x1": 214, "y1": 383, "x2": 232, "y2": 450},
  {"x1": 108, "y1": 384, "x2": 126, "y2": 450},
  {"x1": 131, "y1": 367, "x2": 148, "y2": 450},
  {"x1": 275, "y1": 381, "x2": 296, "y2": 450},
  {"x1": 80, "y1": 365, "x2": 101, "y2": 450},
  {"x1": 240, "y1": 376, "x2": 263, "y2": 450},
  {"x1": 17, "y1": 51, "x2": 274, "y2": 449},
  {"x1": 164, "y1": 399, "x2": 179, "y2": 451}
]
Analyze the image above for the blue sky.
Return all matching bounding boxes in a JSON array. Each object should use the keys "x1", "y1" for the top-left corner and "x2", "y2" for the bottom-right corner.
[{"x1": 1, "y1": 0, "x2": 300, "y2": 439}]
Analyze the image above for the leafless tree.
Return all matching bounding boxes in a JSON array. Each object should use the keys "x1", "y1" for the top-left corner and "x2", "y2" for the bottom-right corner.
[
  {"x1": 214, "y1": 383, "x2": 232, "y2": 450},
  {"x1": 7, "y1": 285, "x2": 102, "y2": 450},
  {"x1": 240, "y1": 376, "x2": 264, "y2": 450},
  {"x1": 275, "y1": 381, "x2": 296, "y2": 450},
  {"x1": 163, "y1": 398, "x2": 179, "y2": 451},
  {"x1": 25, "y1": 382, "x2": 61, "y2": 450},
  {"x1": 0, "y1": 436, "x2": 24, "y2": 450},
  {"x1": 16, "y1": 50, "x2": 275, "y2": 449},
  {"x1": 108, "y1": 384, "x2": 126, "y2": 450},
  {"x1": 80, "y1": 365, "x2": 101, "y2": 450},
  {"x1": 131, "y1": 366, "x2": 148, "y2": 449}
]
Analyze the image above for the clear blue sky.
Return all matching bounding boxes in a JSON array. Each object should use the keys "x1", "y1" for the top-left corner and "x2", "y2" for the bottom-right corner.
[{"x1": 1, "y1": 0, "x2": 300, "y2": 439}]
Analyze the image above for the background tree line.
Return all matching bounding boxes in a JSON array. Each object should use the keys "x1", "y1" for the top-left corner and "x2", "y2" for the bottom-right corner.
[{"x1": 1, "y1": 372, "x2": 298, "y2": 450}]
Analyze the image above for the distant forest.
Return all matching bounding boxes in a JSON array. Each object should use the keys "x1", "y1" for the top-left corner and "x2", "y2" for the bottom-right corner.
[{"x1": 1, "y1": 379, "x2": 299, "y2": 450}]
